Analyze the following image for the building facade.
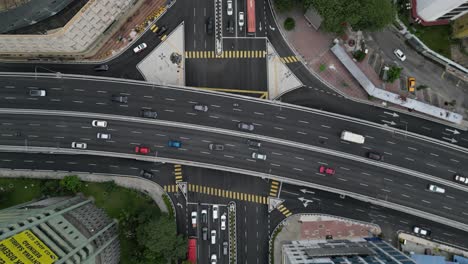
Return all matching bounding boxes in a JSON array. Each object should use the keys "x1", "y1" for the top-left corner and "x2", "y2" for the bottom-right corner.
[
  {"x1": 415, "y1": 0, "x2": 468, "y2": 23},
  {"x1": 282, "y1": 238, "x2": 416, "y2": 264},
  {"x1": 0, "y1": 195, "x2": 119, "y2": 264}
]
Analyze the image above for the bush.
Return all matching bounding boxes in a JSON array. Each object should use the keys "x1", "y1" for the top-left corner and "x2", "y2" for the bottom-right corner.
[
  {"x1": 353, "y1": 50, "x2": 366, "y2": 62},
  {"x1": 416, "y1": 84, "x2": 428, "y2": 91},
  {"x1": 162, "y1": 194, "x2": 175, "y2": 219},
  {"x1": 60, "y1": 175, "x2": 82, "y2": 194},
  {"x1": 284, "y1": 17, "x2": 295, "y2": 31},
  {"x1": 319, "y1": 64, "x2": 326, "y2": 72},
  {"x1": 386, "y1": 66, "x2": 402, "y2": 83}
]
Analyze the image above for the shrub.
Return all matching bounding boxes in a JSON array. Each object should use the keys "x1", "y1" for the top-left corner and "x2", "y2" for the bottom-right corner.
[
  {"x1": 284, "y1": 17, "x2": 295, "y2": 31},
  {"x1": 353, "y1": 50, "x2": 366, "y2": 62}
]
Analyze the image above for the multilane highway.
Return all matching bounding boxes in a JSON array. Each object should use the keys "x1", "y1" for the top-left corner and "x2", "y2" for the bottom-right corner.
[{"x1": 1, "y1": 113, "x2": 468, "y2": 228}]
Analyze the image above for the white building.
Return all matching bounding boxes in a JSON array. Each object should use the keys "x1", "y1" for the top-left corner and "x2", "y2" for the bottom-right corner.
[{"x1": 415, "y1": 0, "x2": 468, "y2": 22}]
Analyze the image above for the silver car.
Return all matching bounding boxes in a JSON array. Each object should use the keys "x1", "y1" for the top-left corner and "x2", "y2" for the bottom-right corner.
[
  {"x1": 29, "y1": 89, "x2": 46, "y2": 96},
  {"x1": 252, "y1": 152, "x2": 267, "y2": 160},
  {"x1": 193, "y1": 104, "x2": 209, "y2": 112},
  {"x1": 238, "y1": 122, "x2": 254, "y2": 131},
  {"x1": 92, "y1": 120, "x2": 107, "y2": 127},
  {"x1": 239, "y1": 12, "x2": 244, "y2": 27},
  {"x1": 97, "y1": 133, "x2": 111, "y2": 139},
  {"x1": 71, "y1": 142, "x2": 87, "y2": 149}
]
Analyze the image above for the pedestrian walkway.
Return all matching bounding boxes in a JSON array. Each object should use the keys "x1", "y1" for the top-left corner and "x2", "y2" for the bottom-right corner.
[
  {"x1": 173, "y1": 164, "x2": 183, "y2": 183},
  {"x1": 277, "y1": 204, "x2": 292, "y2": 217},
  {"x1": 164, "y1": 183, "x2": 269, "y2": 204},
  {"x1": 185, "y1": 50, "x2": 266, "y2": 59},
  {"x1": 269, "y1": 180, "x2": 280, "y2": 197}
]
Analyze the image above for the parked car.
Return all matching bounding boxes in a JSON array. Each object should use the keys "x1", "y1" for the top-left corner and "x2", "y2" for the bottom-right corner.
[
  {"x1": 211, "y1": 230, "x2": 216, "y2": 244},
  {"x1": 140, "y1": 169, "x2": 154, "y2": 178},
  {"x1": 111, "y1": 95, "x2": 128, "y2": 104},
  {"x1": 209, "y1": 143, "x2": 224, "y2": 151},
  {"x1": 168, "y1": 140, "x2": 182, "y2": 148},
  {"x1": 71, "y1": 142, "x2": 87, "y2": 149},
  {"x1": 212, "y1": 205, "x2": 219, "y2": 219},
  {"x1": 133, "y1": 43, "x2": 147, "y2": 53},
  {"x1": 29, "y1": 89, "x2": 46, "y2": 97},
  {"x1": 220, "y1": 214, "x2": 226, "y2": 230},
  {"x1": 97, "y1": 133, "x2": 111, "y2": 139},
  {"x1": 193, "y1": 104, "x2": 209, "y2": 112},
  {"x1": 319, "y1": 165, "x2": 335, "y2": 175},
  {"x1": 427, "y1": 184, "x2": 445, "y2": 194},
  {"x1": 454, "y1": 174, "x2": 468, "y2": 184},
  {"x1": 238, "y1": 122, "x2": 254, "y2": 131},
  {"x1": 91, "y1": 120, "x2": 107, "y2": 127},
  {"x1": 393, "y1": 49, "x2": 406, "y2": 61},
  {"x1": 202, "y1": 227, "x2": 208, "y2": 240},
  {"x1": 226, "y1": 19, "x2": 234, "y2": 33},
  {"x1": 206, "y1": 17, "x2": 214, "y2": 35},
  {"x1": 247, "y1": 139, "x2": 261, "y2": 148},
  {"x1": 252, "y1": 152, "x2": 267, "y2": 160},
  {"x1": 155, "y1": 25, "x2": 167, "y2": 36},
  {"x1": 367, "y1": 152, "x2": 382, "y2": 161},
  {"x1": 238, "y1": 12, "x2": 244, "y2": 27},
  {"x1": 413, "y1": 226, "x2": 431, "y2": 236},
  {"x1": 223, "y1": 242, "x2": 228, "y2": 255},
  {"x1": 227, "y1": 0, "x2": 233, "y2": 15},
  {"x1": 191, "y1": 211, "x2": 197, "y2": 227},
  {"x1": 201, "y1": 209, "x2": 208, "y2": 223},
  {"x1": 134, "y1": 146, "x2": 150, "y2": 154},
  {"x1": 407, "y1": 77, "x2": 416, "y2": 92},
  {"x1": 140, "y1": 109, "x2": 158, "y2": 119},
  {"x1": 93, "y1": 64, "x2": 109, "y2": 71}
]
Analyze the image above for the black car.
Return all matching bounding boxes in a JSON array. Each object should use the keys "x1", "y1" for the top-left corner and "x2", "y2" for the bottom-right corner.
[
  {"x1": 140, "y1": 169, "x2": 154, "y2": 178},
  {"x1": 111, "y1": 95, "x2": 128, "y2": 103},
  {"x1": 247, "y1": 139, "x2": 261, "y2": 148},
  {"x1": 367, "y1": 152, "x2": 382, "y2": 161},
  {"x1": 156, "y1": 26, "x2": 167, "y2": 36},
  {"x1": 209, "y1": 143, "x2": 224, "y2": 151},
  {"x1": 226, "y1": 19, "x2": 234, "y2": 33},
  {"x1": 140, "y1": 109, "x2": 158, "y2": 119},
  {"x1": 206, "y1": 17, "x2": 214, "y2": 35},
  {"x1": 93, "y1": 64, "x2": 109, "y2": 71}
]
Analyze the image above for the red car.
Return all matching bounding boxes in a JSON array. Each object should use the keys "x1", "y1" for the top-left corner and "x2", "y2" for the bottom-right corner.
[
  {"x1": 134, "y1": 146, "x2": 150, "y2": 154},
  {"x1": 319, "y1": 165, "x2": 335, "y2": 175}
]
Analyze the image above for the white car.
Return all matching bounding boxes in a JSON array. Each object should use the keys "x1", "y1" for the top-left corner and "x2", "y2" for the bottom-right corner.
[
  {"x1": 191, "y1": 211, "x2": 197, "y2": 227},
  {"x1": 29, "y1": 89, "x2": 46, "y2": 97},
  {"x1": 227, "y1": 0, "x2": 233, "y2": 15},
  {"x1": 427, "y1": 184, "x2": 445, "y2": 194},
  {"x1": 393, "y1": 49, "x2": 406, "y2": 61},
  {"x1": 220, "y1": 214, "x2": 226, "y2": 230},
  {"x1": 91, "y1": 120, "x2": 107, "y2": 127},
  {"x1": 201, "y1": 209, "x2": 208, "y2": 223},
  {"x1": 211, "y1": 254, "x2": 217, "y2": 264},
  {"x1": 413, "y1": 226, "x2": 431, "y2": 236},
  {"x1": 211, "y1": 230, "x2": 216, "y2": 244},
  {"x1": 252, "y1": 152, "x2": 267, "y2": 160},
  {"x1": 454, "y1": 174, "x2": 468, "y2": 184},
  {"x1": 133, "y1": 43, "x2": 148, "y2": 53},
  {"x1": 71, "y1": 142, "x2": 87, "y2": 149},
  {"x1": 97, "y1": 133, "x2": 111, "y2": 140},
  {"x1": 212, "y1": 205, "x2": 219, "y2": 220},
  {"x1": 238, "y1": 12, "x2": 244, "y2": 27}
]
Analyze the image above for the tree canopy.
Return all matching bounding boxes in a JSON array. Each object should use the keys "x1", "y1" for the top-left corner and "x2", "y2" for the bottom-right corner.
[{"x1": 59, "y1": 175, "x2": 82, "y2": 193}]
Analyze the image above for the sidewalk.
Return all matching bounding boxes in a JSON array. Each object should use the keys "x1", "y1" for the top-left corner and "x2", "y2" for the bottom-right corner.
[{"x1": 0, "y1": 169, "x2": 168, "y2": 213}]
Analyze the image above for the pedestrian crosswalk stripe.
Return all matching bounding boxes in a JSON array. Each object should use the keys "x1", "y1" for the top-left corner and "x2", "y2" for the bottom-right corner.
[{"x1": 187, "y1": 184, "x2": 267, "y2": 204}]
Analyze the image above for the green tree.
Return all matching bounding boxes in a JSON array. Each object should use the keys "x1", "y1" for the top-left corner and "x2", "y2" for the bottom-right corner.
[
  {"x1": 311, "y1": 0, "x2": 395, "y2": 33},
  {"x1": 353, "y1": 50, "x2": 366, "y2": 61},
  {"x1": 59, "y1": 175, "x2": 82, "y2": 193},
  {"x1": 387, "y1": 66, "x2": 402, "y2": 83},
  {"x1": 136, "y1": 216, "x2": 187, "y2": 262},
  {"x1": 284, "y1": 17, "x2": 296, "y2": 30},
  {"x1": 275, "y1": 0, "x2": 294, "y2": 12}
]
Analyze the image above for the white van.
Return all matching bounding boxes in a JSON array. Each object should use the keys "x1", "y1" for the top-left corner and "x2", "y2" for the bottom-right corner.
[{"x1": 340, "y1": 131, "x2": 365, "y2": 144}]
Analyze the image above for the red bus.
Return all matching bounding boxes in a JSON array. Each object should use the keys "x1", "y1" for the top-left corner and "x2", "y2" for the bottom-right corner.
[
  {"x1": 247, "y1": 0, "x2": 255, "y2": 34},
  {"x1": 187, "y1": 238, "x2": 197, "y2": 263}
]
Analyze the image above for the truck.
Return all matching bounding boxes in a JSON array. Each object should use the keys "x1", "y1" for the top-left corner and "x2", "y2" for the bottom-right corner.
[
  {"x1": 340, "y1": 130, "x2": 365, "y2": 144},
  {"x1": 187, "y1": 237, "x2": 197, "y2": 263}
]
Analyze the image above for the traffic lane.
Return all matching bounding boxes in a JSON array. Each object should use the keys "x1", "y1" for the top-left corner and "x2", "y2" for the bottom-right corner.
[
  {"x1": 198, "y1": 204, "x2": 211, "y2": 263},
  {"x1": 2, "y1": 114, "x2": 468, "y2": 224},
  {"x1": 2, "y1": 75, "x2": 466, "y2": 183},
  {"x1": 279, "y1": 184, "x2": 468, "y2": 248},
  {"x1": 246, "y1": 204, "x2": 268, "y2": 264}
]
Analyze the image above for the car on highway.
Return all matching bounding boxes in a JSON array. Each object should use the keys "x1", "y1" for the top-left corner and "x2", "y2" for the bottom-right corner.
[
  {"x1": 93, "y1": 64, "x2": 109, "y2": 71},
  {"x1": 71, "y1": 142, "x2": 87, "y2": 149},
  {"x1": 393, "y1": 49, "x2": 406, "y2": 61},
  {"x1": 223, "y1": 242, "x2": 228, "y2": 255},
  {"x1": 211, "y1": 230, "x2": 216, "y2": 244},
  {"x1": 252, "y1": 152, "x2": 267, "y2": 160},
  {"x1": 206, "y1": 17, "x2": 214, "y2": 35},
  {"x1": 191, "y1": 211, "x2": 197, "y2": 227},
  {"x1": 220, "y1": 214, "x2": 226, "y2": 230},
  {"x1": 97, "y1": 133, "x2": 111, "y2": 140},
  {"x1": 202, "y1": 227, "x2": 208, "y2": 240},
  {"x1": 140, "y1": 109, "x2": 158, "y2": 119},
  {"x1": 211, "y1": 254, "x2": 217, "y2": 264},
  {"x1": 227, "y1": 0, "x2": 233, "y2": 15},
  {"x1": 238, "y1": 12, "x2": 244, "y2": 27},
  {"x1": 193, "y1": 104, "x2": 209, "y2": 112},
  {"x1": 134, "y1": 146, "x2": 150, "y2": 154},
  {"x1": 238, "y1": 122, "x2": 254, "y2": 131},
  {"x1": 133, "y1": 43, "x2": 147, "y2": 53},
  {"x1": 319, "y1": 165, "x2": 335, "y2": 175},
  {"x1": 407, "y1": 77, "x2": 416, "y2": 93},
  {"x1": 247, "y1": 139, "x2": 261, "y2": 148},
  {"x1": 201, "y1": 209, "x2": 207, "y2": 223},
  {"x1": 367, "y1": 152, "x2": 382, "y2": 161},
  {"x1": 209, "y1": 143, "x2": 224, "y2": 151},
  {"x1": 413, "y1": 226, "x2": 431, "y2": 236},
  {"x1": 29, "y1": 89, "x2": 46, "y2": 97},
  {"x1": 111, "y1": 95, "x2": 128, "y2": 104},
  {"x1": 427, "y1": 184, "x2": 445, "y2": 194},
  {"x1": 168, "y1": 140, "x2": 182, "y2": 148},
  {"x1": 91, "y1": 120, "x2": 107, "y2": 127},
  {"x1": 212, "y1": 205, "x2": 219, "y2": 220},
  {"x1": 140, "y1": 169, "x2": 154, "y2": 178},
  {"x1": 454, "y1": 174, "x2": 468, "y2": 184}
]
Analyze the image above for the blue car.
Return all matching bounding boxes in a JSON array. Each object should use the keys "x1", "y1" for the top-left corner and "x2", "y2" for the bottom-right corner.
[{"x1": 168, "y1": 140, "x2": 182, "y2": 148}]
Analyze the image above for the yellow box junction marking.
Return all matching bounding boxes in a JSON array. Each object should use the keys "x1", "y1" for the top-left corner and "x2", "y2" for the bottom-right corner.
[
  {"x1": 174, "y1": 164, "x2": 183, "y2": 183},
  {"x1": 0, "y1": 230, "x2": 58, "y2": 264},
  {"x1": 277, "y1": 204, "x2": 292, "y2": 217}
]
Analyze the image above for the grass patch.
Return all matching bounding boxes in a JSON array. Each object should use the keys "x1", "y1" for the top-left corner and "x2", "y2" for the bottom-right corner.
[
  {"x1": 0, "y1": 178, "x2": 43, "y2": 209},
  {"x1": 269, "y1": 226, "x2": 283, "y2": 264},
  {"x1": 162, "y1": 194, "x2": 174, "y2": 218}
]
